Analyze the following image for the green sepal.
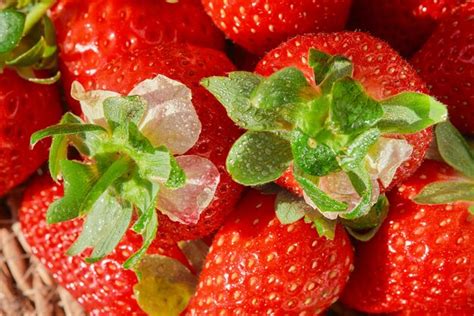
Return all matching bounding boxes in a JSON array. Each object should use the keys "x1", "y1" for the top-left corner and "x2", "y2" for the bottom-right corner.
[
  {"x1": 469, "y1": 205, "x2": 474, "y2": 215},
  {"x1": 294, "y1": 169, "x2": 348, "y2": 213},
  {"x1": 47, "y1": 157, "x2": 131, "y2": 224},
  {"x1": 378, "y1": 92, "x2": 448, "y2": 134},
  {"x1": 251, "y1": 67, "x2": 312, "y2": 110},
  {"x1": 309, "y1": 48, "x2": 353, "y2": 92},
  {"x1": 67, "y1": 192, "x2": 133, "y2": 263},
  {"x1": 304, "y1": 210, "x2": 337, "y2": 240},
  {"x1": 30, "y1": 122, "x2": 107, "y2": 146},
  {"x1": 331, "y1": 77, "x2": 384, "y2": 135},
  {"x1": 226, "y1": 131, "x2": 292, "y2": 186},
  {"x1": 341, "y1": 128, "x2": 381, "y2": 168},
  {"x1": 133, "y1": 255, "x2": 197, "y2": 316},
  {"x1": 413, "y1": 181, "x2": 474, "y2": 205},
  {"x1": 275, "y1": 189, "x2": 310, "y2": 224},
  {"x1": 341, "y1": 195, "x2": 389, "y2": 231},
  {"x1": 177, "y1": 240, "x2": 209, "y2": 275},
  {"x1": 340, "y1": 163, "x2": 374, "y2": 219},
  {"x1": 436, "y1": 121, "x2": 474, "y2": 179},
  {"x1": 201, "y1": 72, "x2": 292, "y2": 131},
  {"x1": 291, "y1": 129, "x2": 340, "y2": 177},
  {"x1": 16, "y1": 67, "x2": 60, "y2": 84},
  {"x1": 166, "y1": 155, "x2": 186, "y2": 189},
  {"x1": 6, "y1": 36, "x2": 46, "y2": 67},
  {"x1": 0, "y1": 9, "x2": 25, "y2": 54}
]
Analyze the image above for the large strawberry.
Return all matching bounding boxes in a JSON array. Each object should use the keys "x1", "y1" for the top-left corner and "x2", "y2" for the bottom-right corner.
[
  {"x1": 201, "y1": 0, "x2": 352, "y2": 55},
  {"x1": 187, "y1": 189, "x2": 354, "y2": 315},
  {"x1": 30, "y1": 43, "x2": 243, "y2": 275},
  {"x1": 203, "y1": 32, "x2": 446, "y2": 234},
  {"x1": 20, "y1": 173, "x2": 205, "y2": 315},
  {"x1": 348, "y1": 0, "x2": 468, "y2": 56},
  {"x1": 51, "y1": 0, "x2": 225, "y2": 113},
  {"x1": 0, "y1": 1, "x2": 63, "y2": 195},
  {"x1": 411, "y1": 2, "x2": 474, "y2": 135},
  {"x1": 341, "y1": 122, "x2": 474, "y2": 313}
]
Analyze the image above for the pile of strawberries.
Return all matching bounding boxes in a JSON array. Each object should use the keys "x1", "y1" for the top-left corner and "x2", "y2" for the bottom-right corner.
[{"x1": 1, "y1": 0, "x2": 473, "y2": 315}]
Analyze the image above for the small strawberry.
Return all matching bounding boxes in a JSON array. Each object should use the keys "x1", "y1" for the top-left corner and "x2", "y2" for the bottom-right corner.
[
  {"x1": 203, "y1": 32, "x2": 446, "y2": 233},
  {"x1": 187, "y1": 189, "x2": 354, "y2": 315},
  {"x1": 0, "y1": 69, "x2": 62, "y2": 196},
  {"x1": 20, "y1": 174, "x2": 203, "y2": 315},
  {"x1": 51, "y1": 0, "x2": 225, "y2": 113},
  {"x1": 201, "y1": 0, "x2": 352, "y2": 55},
  {"x1": 341, "y1": 122, "x2": 474, "y2": 313},
  {"x1": 348, "y1": 0, "x2": 468, "y2": 56},
  {"x1": 411, "y1": 2, "x2": 474, "y2": 135}
]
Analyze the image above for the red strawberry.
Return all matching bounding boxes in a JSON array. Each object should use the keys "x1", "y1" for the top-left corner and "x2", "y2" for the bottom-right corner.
[
  {"x1": 411, "y1": 2, "x2": 474, "y2": 135},
  {"x1": 51, "y1": 0, "x2": 225, "y2": 113},
  {"x1": 80, "y1": 43, "x2": 243, "y2": 243},
  {"x1": 19, "y1": 174, "x2": 193, "y2": 315},
  {"x1": 341, "y1": 159, "x2": 474, "y2": 313},
  {"x1": 348, "y1": 0, "x2": 468, "y2": 56},
  {"x1": 201, "y1": 0, "x2": 352, "y2": 55},
  {"x1": 254, "y1": 32, "x2": 433, "y2": 196},
  {"x1": 0, "y1": 69, "x2": 62, "y2": 196},
  {"x1": 187, "y1": 189, "x2": 354, "y2": 315}
]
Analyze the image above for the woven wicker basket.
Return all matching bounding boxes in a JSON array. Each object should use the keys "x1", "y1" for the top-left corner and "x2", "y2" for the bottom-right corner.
[{"x1": 0, "y1": 191, "x2": 85, "y2": 316}]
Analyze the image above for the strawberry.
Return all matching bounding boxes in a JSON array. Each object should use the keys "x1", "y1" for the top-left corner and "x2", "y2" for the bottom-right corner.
[
  {"x1": 19, "y1": 174, "x2": 199, "y2": 315},
  {"x1": 348, "y1": 0, "x2": 468, "y2": 56},
  {"x1": 411, "y1": 2, "x2": 474, "y2": 135},
  {"x1": 187, "y1": 189, "x2": 354, "y2": 315},
  {"x1": 203, "y1": 32, "x2": 445, "y2": 232},
  {"x1": 29, "y1": 42, "x2": 243, "y2": 283},
  {"x1": 0, "y1": 69, "x2": 62, "y2": 196},
  {"x1": 51, "y1": 0, "x2": 225, "y2": 113},
  {"x1": 201, "y1": 0, "x2": 352, "y2": 55},
  {"x1": 341, "y1": 122, "x2": 474, "y2": 313}
]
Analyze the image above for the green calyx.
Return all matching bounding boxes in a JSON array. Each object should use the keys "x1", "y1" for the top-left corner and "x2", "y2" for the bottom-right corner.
[
  {"x1": 203, "y1": 48, "x2": 447, "y2": 222},
  {"x1": 31, "y1": 96, "x2": 186, "y2": 268},
  {"x1": 0, "y1": 0, "x2": 60, "y2": 83},
  {"x1": 414, "y1": 121, "x2": 474, "y2": 214}
]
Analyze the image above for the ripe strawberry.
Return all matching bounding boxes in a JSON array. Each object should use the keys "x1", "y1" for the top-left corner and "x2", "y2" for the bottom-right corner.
[
  {"x1": 80, "y1": 43, "x2": 243, "y2": 243},
  {"x1": 411, "y1": 2, "x2": 474, "y2": 135},
  {"x1": 253, "y1": 32, "x2": 435, "y2": 197},
  {"x1": 0, "y1": 69, "x2": 62, "y2": 196},
  {"x1": 19, "y1": 174, "x2": 194, "y2": 315},
  {"x1": 341, "y1": 159, "x2": 474, "y2": 313},
  {"x1": 51, "y1": 0, "x2": 225, "y2": 113},
  {"x1": 187, "y1": 189, "x2": 354, "y2": 315},
  {"x1": 201, "y1": 0, "x2": 352, "y2": 55},
  {"x1": 348, "y1": 0, "x2": 468, "y2": 56}
]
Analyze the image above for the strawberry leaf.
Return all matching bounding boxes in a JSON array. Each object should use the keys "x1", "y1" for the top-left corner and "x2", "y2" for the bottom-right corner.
[
  {"x1": 0, "y1": 9, "x2": 24, "y2": 53},
  {"x1": 342, "y1": 195, "x2": 389, "y2": 231},
  {"x1": 166, "y1": 154, "x2": 186, "y2": 189},
  {"x1": 226, "y1": 131, "x2": 292, "y2": 185},
  {"x1": 413, "y1": 181, "x2": 474, "y2": 205},
  {"x1": 379, "y1": 92, "x2": 448, "y2": 134},
  {"x1": 341, "y1": 129, "x2": 381, "y2": 168},
  {"x1": 331, "y1": 77, "x2": 383, "y2": 135},
  {"x1": 178, "y1": 240, "x2": 209, "y2": 275},
  {"x1": 47, "y1": 157, "x2": 131, "y2": 224},
  {"x1": 341, "y1": 163, "x2": 374, "y2": 219},
  {"x1": 436, "y1": 121, "x2": 474, "y2": 179},
  {"x1": 309, "y1": 49, "x2": 353, "y2": 92},
  {"x1": 67, "y1": 192, "x2": 133, "y2": 263},
  {"x1": 133, "y1": 255, "x2": 197, "y2": 316},
  {"x1": 291, "y1": 129, "x2": 340, "y2": 176},
  {"x1": 30, "y1": 123, "x2": 106, "y2": 146},
  {"x1": 275, "y1": 189, "x2": 310, "y2": 224},
  {"x1": 304, "y1": 210, "x2": 337, "y2": 240},
  {"x1": 251, "y1": 67, "x2": 312, "y2": 110},
  {"x1": 202, "y1": 72, "x2": 288, "y2": 130}
]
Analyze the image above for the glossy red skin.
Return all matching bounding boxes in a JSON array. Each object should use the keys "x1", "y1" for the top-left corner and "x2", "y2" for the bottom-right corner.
[
  {"x1": 84, "y1": 43, "x2": 243, "y2": 243},
  {"x1": 187, "y1": 190, "x2": 354, "y2": 315},
  {"x1": 348, "y1": 0, "x2": 467, "y2": 56},
  {"x1": 341, "y1": 160, "x2": 474, "y2": 313},
  {"x1": 0, "y1": 69, "x2": 62, "y2": 196},
  {"x1": 51, "y1": 0, "x2": 225, "y2": 113},
  {"x1": 201, "y1": 0, "x2": 352, "y2": 55},
  {"x1": 391, "y1": 309, "x2": 474, "y2": 316},
  {"x1": 411, "y1": 2, "x2": 474, "y2": 135},
  {"x1": 19, "y1": 174, "x2": 190, "y2": 315},
  {"x1": 256, "y1": 32, "x2": 433, "y2": 196}
]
